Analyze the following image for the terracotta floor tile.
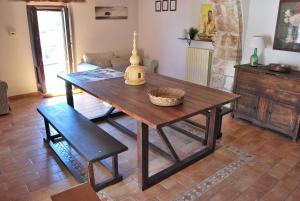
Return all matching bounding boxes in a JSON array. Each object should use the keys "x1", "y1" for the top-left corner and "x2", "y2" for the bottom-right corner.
[
  {"x1": 134, "y1": 184, "x2": 166, "y2": 201},
  {"x1": 234, "y1": 187, "x2": 262, "y2": 201},
  {"x1": 0, "y1": 94, "x2": 300, "y2": 201},
  {"x1": 208, "y1": 185, "x2": 240, "y2": 201},
  {"x1": 280, "y1": 154, "x2": 300, "y2": 167},
  {"x1": 261, "y1": 175, "x2": 299, "y2": 201},
  {"x1": 155, "y1": 183, "x2": 186, "y2": 201},
  {"x1": 253, "y1": 174, "x2": 278, "y2": 193},
  {"x1": 287, "y1": 162, "x2": 300, "y2": 181},
  {"x1": 196, "y1": 177, "x2": 236, "y2": 201},
  {"x1": 0, "y1": 182, "x2": 8, "y2": 193},
  {"x1": 286, "y1": 185, "x2": 300, "y2": 201},
  {"x1": 234, "y1": 174, "x2": 278, "y2": 201},
  {"x1": 158, "y1": 177, "x2": 178, "y2": 190},
  {"x1": 268, "y1": 162, "x2": 292, "y2": 180}
]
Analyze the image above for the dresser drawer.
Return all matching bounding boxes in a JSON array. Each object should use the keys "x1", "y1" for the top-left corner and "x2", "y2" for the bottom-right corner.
[
  {"x1": 264, "y1": 89, "x2": 300, "y2": 107},
  {"x1": 235, "y1": 70, "x2": 260, "y2": 92},
  {"x1": 260, "y1": 73, "x2": 300, "y2": 94}
]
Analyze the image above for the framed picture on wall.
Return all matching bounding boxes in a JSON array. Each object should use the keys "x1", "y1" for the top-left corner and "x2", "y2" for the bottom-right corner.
[
  {"x1": 95, "y1": 6, "x2": 128, "y2": 20},
  {"x1": 162, "y1": 0, "x2": 169, "y2": 11},
  {"x1": 170, "y1": 0, "x2": 177, "y2": 11},
  {"x1": 155, "y1": 1, "x2": 161, "y2": 12},
  {"x1": 273, "y1": 0, "x2": 300, "y2": 52}
]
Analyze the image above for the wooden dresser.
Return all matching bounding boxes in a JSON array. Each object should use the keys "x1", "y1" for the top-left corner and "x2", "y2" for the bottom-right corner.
[{"x1": 233, "y1": 64, "x2": 300, "y2": 140}]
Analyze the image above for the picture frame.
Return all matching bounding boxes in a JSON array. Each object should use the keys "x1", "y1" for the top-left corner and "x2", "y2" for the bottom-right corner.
[
  {"x1": 273, "y1": 0, "x2": 300, "y2": 52},
  {"x1": 155, "y1": 1, "x2": 161, "y2": 12},
  {"x1": 170, "y1": 0, "x2": 177, "y2": 11},
  {"x1": 162, "y1": 0, "x2": 169, "y2": 11},
  {"x1": 95, "y1": 6, "x2": 128, "y2": 20}
]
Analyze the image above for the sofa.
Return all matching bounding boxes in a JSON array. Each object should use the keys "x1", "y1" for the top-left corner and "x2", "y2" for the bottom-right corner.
[
  {"x1": 77, "y1": 49, "x2": 158, "y2": 73},
  {"x1": 0, "y1": 80, "x2": 10, "y2": 115}
]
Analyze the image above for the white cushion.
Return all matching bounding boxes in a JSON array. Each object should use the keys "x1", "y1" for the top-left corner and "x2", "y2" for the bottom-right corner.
[
  {"x1": 111, "y1": 57, "x2": 130, "y2": 68},
  {"x1": 82, "y1": 52, "x2": 113, "y2": 68},
  {"x1": 113, "y1": 50, "x2": 131, "y2": 58}
]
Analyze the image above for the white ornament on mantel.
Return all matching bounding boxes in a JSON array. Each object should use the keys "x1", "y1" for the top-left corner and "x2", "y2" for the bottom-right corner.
[{"x1": 124, "y1": 31, "x2": 146, "y2": 86}]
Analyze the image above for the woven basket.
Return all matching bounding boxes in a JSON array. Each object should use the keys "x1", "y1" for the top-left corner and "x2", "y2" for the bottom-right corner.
[{"x1": 148, "y1": 87, "x2": 185, "y2": 107}]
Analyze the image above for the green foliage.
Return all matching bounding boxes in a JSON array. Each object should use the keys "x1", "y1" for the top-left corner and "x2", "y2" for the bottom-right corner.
[{"x1": 189, "y1": 27, "x2": 199, "y2": 39}]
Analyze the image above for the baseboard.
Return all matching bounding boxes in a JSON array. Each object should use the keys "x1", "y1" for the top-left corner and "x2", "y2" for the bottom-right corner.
[
  {"x1": 8, "y1": 92, "x2": 40, "y2": 101},
  {"x1": 8, "y1": 89, "x2": 82, "y2": 100},
  {"x1": 43, "y1": 89, "x2": 82, "y2": 98}
]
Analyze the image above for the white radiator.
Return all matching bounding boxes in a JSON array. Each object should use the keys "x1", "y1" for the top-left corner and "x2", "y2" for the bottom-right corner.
[{"x1": 185, "y1": 48, "x2": 212, "y2": 86}]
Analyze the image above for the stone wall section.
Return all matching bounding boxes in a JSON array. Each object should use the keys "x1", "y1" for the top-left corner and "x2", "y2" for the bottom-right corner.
[{"x1": 210, "y1": 0, "x2": 243, "y2": 91}]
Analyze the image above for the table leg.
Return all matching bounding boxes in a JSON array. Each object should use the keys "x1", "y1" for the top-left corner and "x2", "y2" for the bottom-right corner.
[
  {"x1": 137, "y1": 122, "x2": 149, "y2": 190},
  {"x1": 207, "y1": 107, "x2": 221, "y2": 150},
  {"x1": 65, "y1": 81, "x2": 74, "y2": 108},
  {"x1": 139, "y1": 108, "x2": 223, "y2": 191}
]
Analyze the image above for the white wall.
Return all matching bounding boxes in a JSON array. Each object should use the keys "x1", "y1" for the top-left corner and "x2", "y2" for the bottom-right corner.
[
  {"x1": 242, "y1": 0, "x2": 300, "y2": 70},
  {"x1": 138, "y1": 0, "x2": 212, "y2": 80},
  {"x1": 138, "y1": 0, "x2": 250, "y2": 80},
  {"x1": 0, "y1": 1, "x2": 37, "y2": 97},
  {"x1": 0, "y1": 0, "x2": 138, "y2": 96},
  {"x1": 70, "y1": 0, "x2": 138, "y2": 64},
  {"x1": 2, "y1": 0, "x2": 299, "y2": 96}
]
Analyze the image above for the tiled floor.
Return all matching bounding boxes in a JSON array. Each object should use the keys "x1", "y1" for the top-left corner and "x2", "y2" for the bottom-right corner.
[{"x1": 0, "y1": 93, "x2": 300, "y2": 201}]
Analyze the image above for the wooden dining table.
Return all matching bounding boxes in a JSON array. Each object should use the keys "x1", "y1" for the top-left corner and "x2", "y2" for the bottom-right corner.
[{"x1": 58, "y1": 70, "x2": 240, "y2": 191}]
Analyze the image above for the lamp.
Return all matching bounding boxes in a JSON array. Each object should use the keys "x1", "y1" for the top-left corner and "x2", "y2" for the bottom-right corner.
[{"x1": 249, "y1": 35, "x2": 265, "y2": 66}]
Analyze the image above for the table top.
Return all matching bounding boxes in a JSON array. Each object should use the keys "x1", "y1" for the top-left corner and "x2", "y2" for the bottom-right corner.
[{"x1": 59, "y1": 72, "x2": 240, "y2": 128}]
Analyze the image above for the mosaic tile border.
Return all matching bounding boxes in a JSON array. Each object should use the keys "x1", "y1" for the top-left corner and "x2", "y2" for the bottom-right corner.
[
  {"x1": 175, "y1": 145, "x2": 255, "y2": 201},
  {"x1": 54, "y1": 141, "x2": 88, "y2": 181},
  {"x1": 98, "y1": 145, "x2": 255, "y2": 201}
]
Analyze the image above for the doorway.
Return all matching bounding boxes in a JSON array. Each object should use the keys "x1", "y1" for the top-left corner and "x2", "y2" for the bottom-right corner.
[{"x1": 27, "y1": 6, "x2": 74, "y2": 96}]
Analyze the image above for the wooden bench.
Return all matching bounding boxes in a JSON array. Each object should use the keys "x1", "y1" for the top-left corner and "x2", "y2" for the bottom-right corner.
[
  {"x1": 51, "y1": 183, "x2": 101, "y2": 201},
  {"x1": 37, "y1": 103, "x2": 128, "y2": 191}
]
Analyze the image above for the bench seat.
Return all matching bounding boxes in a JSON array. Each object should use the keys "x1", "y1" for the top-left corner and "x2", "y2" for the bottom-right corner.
[{"x1": 37, "y1": 103, "x2": 128, "y2": 191}]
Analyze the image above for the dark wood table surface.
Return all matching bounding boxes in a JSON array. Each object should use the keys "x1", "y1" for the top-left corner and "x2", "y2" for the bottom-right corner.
[
  {"x1": 59, "y1": 73, "x2": 239, "y2": 128},
  {"x1": 58, "y1": 72, "x2": 240, "y2": 190}
]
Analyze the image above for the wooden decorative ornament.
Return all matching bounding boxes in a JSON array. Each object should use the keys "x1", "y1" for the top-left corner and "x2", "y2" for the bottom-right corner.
[{"x1": 124, "y1": 32, "x2": 146, "y2": 85}]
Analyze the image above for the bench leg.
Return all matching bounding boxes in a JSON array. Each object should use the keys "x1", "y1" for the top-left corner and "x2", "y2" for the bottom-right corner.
[
  {"x1": 112, "y1": 155, "x2": 119, "y2": 178},
  {"x1": 87, "y1": 162, "x2": 95, "y2": 187},
  {"x1": 88, "y1": 156, "x2": 123, "y2": 192}
]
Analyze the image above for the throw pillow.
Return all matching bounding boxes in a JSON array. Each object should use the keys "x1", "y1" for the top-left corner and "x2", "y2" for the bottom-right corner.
[{"x1": 111, "y1": 57, "x2": 130, "y2": 67}]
